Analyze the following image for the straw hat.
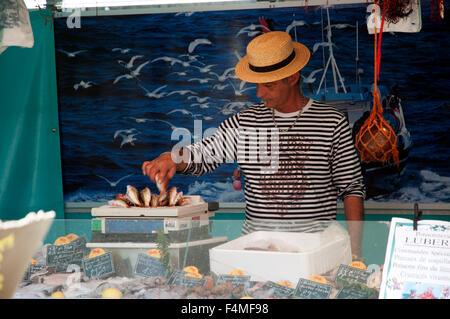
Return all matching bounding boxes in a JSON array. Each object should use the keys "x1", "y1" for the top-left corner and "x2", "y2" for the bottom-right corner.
[{"x1": 235, "y1": 31, "x2": 310, "y2": 83}]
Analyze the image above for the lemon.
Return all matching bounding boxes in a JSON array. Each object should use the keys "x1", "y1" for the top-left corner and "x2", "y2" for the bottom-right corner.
[
  {"x1": 276, "y1": 281, "x2": 293, "y2": 288},
  {"x1": 348, "y1": 261, "x2": 367, "y2": 270},
  {"x1": 101, "y1": 288, "x2": 123, "y2": 299},
  {"x1": 308, "y1": 275, "x2": 327, "y2": 284},
  {"x1": 227, "y1": 269, "x2": 245, "y2": 276},
  {"x1": 51, "y1": 291, "x2": 65, "y2": 298},
  {"x1": 54, "y1": 236, "x2": 69, "y2": 245},
  {"x1": 146, "y1": 249, "x2": 162, "y2": 258},
  {"x1": 88, "y1": 248, "x2": 106, "y2": 258},
  {"x1": 183, "y1": 266, "x2": 199, "y2": 274}
]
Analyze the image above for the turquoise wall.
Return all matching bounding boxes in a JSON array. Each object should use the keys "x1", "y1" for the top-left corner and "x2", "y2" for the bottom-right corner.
[{"x1": 0, "y1": 10, "x2": 64, "y2": 221}]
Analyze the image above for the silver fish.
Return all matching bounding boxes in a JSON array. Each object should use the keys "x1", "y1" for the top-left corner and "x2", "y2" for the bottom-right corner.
[
  {"x1": 140, "y1": 187, "x2": 151, "y2": 207},
  {"x1": 150, "y1": 193, "x2": 159, "y2": 207},
  {"x1": 108, "y1": 199, "x2": 130, "y2": 208},
  {"x1": 126, "y1": 185, "x2": 142, "y2": 207},
  {"x1": 158, "y1": 192, "x2": 168, "y2": 206},
  {"x1": 168, "y1": 187, "x2": 178, "y2": 206},
  {"x1": 174, "y1": 191, "x2": 183, "y2": 206}
]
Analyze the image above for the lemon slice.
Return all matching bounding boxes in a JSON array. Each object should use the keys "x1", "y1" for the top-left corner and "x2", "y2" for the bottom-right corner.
[
  {"x1": 101, "y1": 288, "x2": 122, "y2": 299},
  {"x1": 88, "y1": 248, "x2": 106, "y2": 258},
  {"x1": 65, "y1": 233, "x2": 79, "y2": 242},
  {"x1": 146, "y1": 249, "x2": 162, "y2": 258},
  {"x1": 54, "y1": 236, "x2": 70, "y2": 245},
  {"x1": 51, "y1": 291, "x2": 65, "y2": 298},
  {"x1": 185, "y1": 272, "x2": 203, "y2": 279},
  {"x1": 276, "y1": 280, "x2": 293, "y2": 288},
  {"x1": 183, "y1": 266, "x2": 199, "y2": 274},
  {"x1": 227, "y1": 269, "x2": 245, "y2": 276},
  {"x1": 348, "y1": 261, "x2": 367, "y2": 270},
  {"x1": 308, "y1": 275, "x2": 327, "y2": 284}
]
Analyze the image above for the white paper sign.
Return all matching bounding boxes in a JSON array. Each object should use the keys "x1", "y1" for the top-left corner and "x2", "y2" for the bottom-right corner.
[{"x1": 379, "y1": 217, "x2": 450, "y2": 299}]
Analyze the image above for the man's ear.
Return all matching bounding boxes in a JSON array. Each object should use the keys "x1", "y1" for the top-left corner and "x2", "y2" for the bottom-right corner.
[{"x1": 288, "y1": 72, "x2": 300, "y2": 86}]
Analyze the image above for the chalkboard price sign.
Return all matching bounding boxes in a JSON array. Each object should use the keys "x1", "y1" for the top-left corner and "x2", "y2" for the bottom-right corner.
[
  {"x1": 134, "y1": 253, "x2": 168, "y2": 278},
  {"x1": 336, "y1": 264, "x2": 371, "y2": 285},
  {"x1": 46, "y1": 235, "x2": 89, "y2": 272},
  {"x1": 335, "y1": 287, "x2": 370, "y2": 299},
  {"x1": 216, "y1": 274, "x2": 251, "y2": 288},
  {"x1": 167, "y1": 270, "x2": 207, "y2": 288},
  {"x1": 82, "y1": 252, "x2": 115, "y2": 280},
  {"x1": 23, "y1": 264, "x2": 47, "y2": 281},
  {"x1": 261, "y1": 281, "x2": 295, "y2": 298},
  {"x1": 294, "y1": 278, "x2": 333, "y2": 299}
]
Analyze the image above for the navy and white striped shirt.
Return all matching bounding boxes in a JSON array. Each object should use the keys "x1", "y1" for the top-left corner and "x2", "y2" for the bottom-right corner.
[{"x1": 181, "y1": 99, "x2": 365, "y2": 232}]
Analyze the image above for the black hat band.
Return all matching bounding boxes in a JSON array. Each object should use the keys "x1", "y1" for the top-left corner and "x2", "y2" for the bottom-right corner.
[{"x1": 248, "y1": 50, "x2": 296, "y2": 73}]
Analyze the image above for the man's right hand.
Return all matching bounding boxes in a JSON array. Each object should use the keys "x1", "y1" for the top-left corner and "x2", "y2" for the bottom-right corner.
[{"x1": 142, "y1": 152, "x2": 177, "y2": 194}]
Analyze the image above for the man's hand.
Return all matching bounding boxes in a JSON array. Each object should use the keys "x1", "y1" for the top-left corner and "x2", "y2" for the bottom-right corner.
[{"x1": 142, "y1": 152, "x2": 177, "y2": 193}]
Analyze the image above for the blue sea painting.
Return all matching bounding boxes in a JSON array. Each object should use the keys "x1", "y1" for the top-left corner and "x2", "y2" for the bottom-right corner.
[{"x1": 54, "y1": 3, "x2": 449, "y2": 204}]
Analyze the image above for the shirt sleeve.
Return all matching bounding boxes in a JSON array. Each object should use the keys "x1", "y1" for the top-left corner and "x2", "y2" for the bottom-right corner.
[
  {"x1": 179, "y1": 113, "x2": 240, "y2": 177},
  {"x1": 330, "y1": 116, "x2": 366, "y2": 199}
]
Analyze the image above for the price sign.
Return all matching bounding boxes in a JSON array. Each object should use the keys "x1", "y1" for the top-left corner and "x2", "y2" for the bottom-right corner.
[
  {"x1": 134, "y1": 253, "x2": 168, "y2": 278},
  {"x1": 167, "y1": 270, "x2": 207, "y2": 288},
  {"x1": 294, "y1": 278, "x2": 333, "y2": 299},
  {"x1": 82, "y1": 252, "x2": 115, "y2": 279}
]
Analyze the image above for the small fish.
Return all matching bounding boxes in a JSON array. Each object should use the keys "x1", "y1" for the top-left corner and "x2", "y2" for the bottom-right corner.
[
  {"x1": 140, "y1": 187, "x2": 151, "y2": 207},
  {"x1": 168, "y1": 187, "x2": 178, "y2": 206},
  {"x1": 178, "y1": 196, "x2": 191, "y2": 206},
  {"x1": 150, "y1": 193, "x2": 159, "y2": 207},
  {"x1": 126, "y1": 185, "x2": 142, "y2": 207},
  {"x1": 158, "y1": 192, "x2": 168, "y2": 206},
  {"x1": 108, "y1": 199, "x2": 130, "y2": 208},
  {"x1": 174, "y1": 191, "x2": 183, "y2": 205}
]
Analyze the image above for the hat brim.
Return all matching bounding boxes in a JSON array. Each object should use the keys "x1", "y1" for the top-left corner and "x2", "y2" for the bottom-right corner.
[{"x1": 235, "y1": 42, "x2": 311, "y2": 83}]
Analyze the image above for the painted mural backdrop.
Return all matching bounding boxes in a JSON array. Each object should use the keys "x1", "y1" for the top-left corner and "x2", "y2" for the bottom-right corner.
[{"x1": 54, "y1": 3, "x2": 449, "y2": 204}]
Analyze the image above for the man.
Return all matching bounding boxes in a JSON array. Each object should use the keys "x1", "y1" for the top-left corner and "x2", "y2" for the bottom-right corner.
[{"x1": 142, "y1": 31, "x2": 365, "y2": 257}]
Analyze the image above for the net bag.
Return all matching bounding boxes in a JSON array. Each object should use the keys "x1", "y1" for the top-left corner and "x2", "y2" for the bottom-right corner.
[{"x1": 355, "y1": 10, "x2": 399, "y2": 167}]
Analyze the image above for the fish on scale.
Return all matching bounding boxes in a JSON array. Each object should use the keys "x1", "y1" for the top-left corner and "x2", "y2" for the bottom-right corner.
[{"x1": 108, "y1": 185, "x2": 187, "y2": 208}]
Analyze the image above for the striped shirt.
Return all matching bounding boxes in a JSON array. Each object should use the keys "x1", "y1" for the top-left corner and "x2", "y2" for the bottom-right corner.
[{"x1": 180, "y1": 99, "x2": 365, "y2": 232}]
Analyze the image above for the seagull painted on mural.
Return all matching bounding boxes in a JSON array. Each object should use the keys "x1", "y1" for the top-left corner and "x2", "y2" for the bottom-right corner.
[
  {"x1": 324, "y1": 23, "x2": 355, "y2": 30},
  {"x1": 113, "y1": 130, "x2": 139, "y2": 149},
  {"x1": 285, "y1": 19, "x2": 309, "y2": 35},
  {"x1": 112, "y1": 48, "x2": 131, "y2": 54},
  {"x1": 138, "y1": 84, "x2": 168, "y2": 99},
  {"x1": 167, "y1": 89, "x2": 198, "y2": 97},
  {"x1": 146, "y1": 119, "x2": 178, "y2": 130},
  {"x1": 188, "y1": 77, "x2": 214, "y2": 84},
  {"x1": 208, "y1": 67, "x2": 236, "y2": 83},
  {"x1": 192, "y1": 64, "x2": 217, "y2": 73},
  {"x1": 301, "y1": 68, "x2": 324, "y2": 84},
  {"x1": 130, "y1": 61, "x2": 149, "y2": 78},
  {"x1": 188, "y1": 38, "x2": 212, "y2": 54},
  {"x1": 96, "y1": 173, "x2": 134, "y2": 187},
  {"x1": 168, "y1": 108, "x2": 202, "y2": 119},
  {"x1": 229, "y1": 80, "x2": 255, "y2": 96},
  {"x1": 187, "y1": 96, "x2": 211, "y2": 103},
  {"x1": 312, "y1": 41, "x2": 337, "y2": 54},
  {"x1": 57, "y1": 49, "x2": 87, "y2": 57},
  {"x1": 73, "y1": 80, "x2": 95, "y2": 90},
  {"x1": 235, "y1": 23, "x2": 270, "y2": 37},
  {"x1": 151, "y1": 56, "x2": 192, "y2": 68},
  {"x1": 125, "y1": 116, "x2": 150, "y2": 123},
  {"x1": 113, "y1": 74, "x2": 133, "y2": 84},
  {"x1": 118, "y1": 55, "x2": 144, "y2": 69},
  {"x1": 113, "y1": 128, "x2": 139, "y2": 140}
]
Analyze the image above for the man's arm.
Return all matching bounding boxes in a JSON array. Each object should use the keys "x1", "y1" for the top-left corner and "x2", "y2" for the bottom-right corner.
[{"x1": 343, "y1": 195, "x2": 364, "y2": 259}]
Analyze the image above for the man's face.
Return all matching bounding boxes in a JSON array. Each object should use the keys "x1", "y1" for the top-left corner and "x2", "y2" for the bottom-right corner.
[{"x1": 256, "y1": 78, "x2": 292, "y2": 110}]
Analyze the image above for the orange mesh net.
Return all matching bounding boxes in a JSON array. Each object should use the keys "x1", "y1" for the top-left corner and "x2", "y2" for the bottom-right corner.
[{"x1": 355, "y1": 10, "x2": 399, "y2": 167}]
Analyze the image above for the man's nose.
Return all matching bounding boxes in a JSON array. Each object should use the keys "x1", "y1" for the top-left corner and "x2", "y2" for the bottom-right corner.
[{"x1": 256, "y1": 84, "x2": 265, "y2": 98}]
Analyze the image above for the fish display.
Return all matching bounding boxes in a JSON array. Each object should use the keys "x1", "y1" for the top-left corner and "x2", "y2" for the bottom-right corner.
[{"x1": 108, "y1": 185, "x2": 188, "y2": 208}]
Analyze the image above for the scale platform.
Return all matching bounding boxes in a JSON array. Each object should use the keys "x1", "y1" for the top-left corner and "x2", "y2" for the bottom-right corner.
[{"x1": 91, "y1": 195, "x2": 209, "y2": 217}]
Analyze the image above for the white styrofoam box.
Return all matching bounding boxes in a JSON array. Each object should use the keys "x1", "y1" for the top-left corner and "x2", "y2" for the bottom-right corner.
[
  {"x1": 91, "y1": 195, "x2": 208, "y2": 217},
  {"x1": 209, "y1": 222, "x2": 351, "y2": 284}
]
